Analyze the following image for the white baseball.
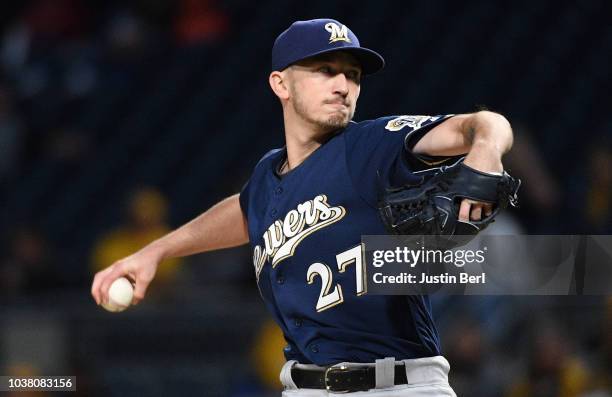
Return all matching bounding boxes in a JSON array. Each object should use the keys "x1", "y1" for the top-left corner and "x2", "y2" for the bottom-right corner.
[{"x1": 101, "y1": 277, "x2": 134, "y2": 312}]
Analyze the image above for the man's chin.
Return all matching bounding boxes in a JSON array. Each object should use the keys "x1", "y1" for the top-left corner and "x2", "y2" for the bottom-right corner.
[{"x1": 324, "y1": 114, "x2": 350, "y2": 129}]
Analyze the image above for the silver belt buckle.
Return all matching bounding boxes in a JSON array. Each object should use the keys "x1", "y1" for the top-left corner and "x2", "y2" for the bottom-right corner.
[{"x1": 324, "y1": 364, "x2": 350, "y2": 393}]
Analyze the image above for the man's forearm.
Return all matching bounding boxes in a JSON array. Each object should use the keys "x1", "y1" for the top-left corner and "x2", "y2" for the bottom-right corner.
[
  {"x1": 462, "y1": 111, "x2": 514, "y2": 173},
  {"x1": 144, "y1": 194, "x2": 249, "y2": 260}
]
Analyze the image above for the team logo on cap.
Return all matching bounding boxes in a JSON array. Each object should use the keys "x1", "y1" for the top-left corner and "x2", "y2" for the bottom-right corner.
[{"x1": 325, "y1": 22, "x2": 351, "y2": 44}]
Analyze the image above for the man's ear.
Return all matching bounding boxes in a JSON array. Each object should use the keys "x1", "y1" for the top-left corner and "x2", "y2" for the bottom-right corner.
[{"x1": 269, "y1": 70, "x2": 290, "y2": 100}]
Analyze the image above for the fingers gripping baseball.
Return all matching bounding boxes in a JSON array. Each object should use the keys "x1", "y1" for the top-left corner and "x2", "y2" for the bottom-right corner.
[{"x1": 91, "y1": 251, "x2": 159, "y2": 306}]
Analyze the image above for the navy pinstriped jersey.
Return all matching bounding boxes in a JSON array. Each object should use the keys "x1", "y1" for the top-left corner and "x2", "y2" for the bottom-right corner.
[{"x1": 240, "y1": 115, "x2": 459, "y2": 366}]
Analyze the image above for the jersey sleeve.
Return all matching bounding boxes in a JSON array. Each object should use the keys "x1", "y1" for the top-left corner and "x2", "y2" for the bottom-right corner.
[
  {"x1": 391, "y1": 114, "x2": 466, "y2": 171},
  {"x1": 238, "y1": 148, "x2": 283, "y2": 216},
  {"x1": 238, "y1": 179, "x2": 250, "y2": 215},
  {"x1": 344, "y1": 115, "x2": 463, "y2": 207}
]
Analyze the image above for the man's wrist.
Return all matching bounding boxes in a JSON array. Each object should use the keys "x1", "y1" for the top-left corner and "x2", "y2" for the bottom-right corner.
[
  {"x1": 142, "y1": 242, "x2": 168, "y2": 262},
  {"x1": 467, "y1": 111, "x2": 513, "y2": 154},
  {"x1": 464, "y1": 141, "x2": 504, "y2": 173}
]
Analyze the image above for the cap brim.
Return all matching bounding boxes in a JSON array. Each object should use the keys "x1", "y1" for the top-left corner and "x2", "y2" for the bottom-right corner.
[{"x1": 286, "y1": 47, "x2": 385, "y2": 75}]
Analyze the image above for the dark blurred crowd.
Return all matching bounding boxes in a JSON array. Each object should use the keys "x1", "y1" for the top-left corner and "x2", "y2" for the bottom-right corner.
[
  {"x1": 0, "y1": 1, "x2": 610, "y2": 396},
  {"x1": 0, "y1": 0, "x2": 235, "y2": 295},
  {"x1": 0, "y1": 0, "x2": 229, "y2": 183}
]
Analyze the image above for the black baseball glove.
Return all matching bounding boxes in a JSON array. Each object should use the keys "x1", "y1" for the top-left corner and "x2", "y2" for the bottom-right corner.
[{"x1": 378, "y1": 160, "x2": 520, "y2": 242}]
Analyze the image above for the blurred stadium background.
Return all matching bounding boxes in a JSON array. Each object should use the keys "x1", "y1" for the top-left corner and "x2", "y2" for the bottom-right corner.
[{"x1": 0, "y1": 0, "x2": 611, "y2": 396}]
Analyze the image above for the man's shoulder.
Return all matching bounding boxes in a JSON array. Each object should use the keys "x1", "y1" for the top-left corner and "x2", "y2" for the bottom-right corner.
[
  {"x1": 343, "y1": 115, "x2": 455, "y2": 149},
  {"x1": 249, "y1": 147, "x2": 284, "y2": 174},
  {"x1": 344, "y1": 117, "x2": 385, "y2": 133},
  {"x1": 258, "y1": 147, "x2": 284, "y2": 164},
  {"x1": 345, "y1": 115, "x2": 444, "y2": 134},
  {"x1": 342, "y1": 115, "x2": 414, "y2": 141}
]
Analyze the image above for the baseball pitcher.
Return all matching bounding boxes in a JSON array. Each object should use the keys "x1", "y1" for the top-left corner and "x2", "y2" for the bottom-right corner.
[{"x1": 92, "y1": 19, "x2": 519, "y2": 396}]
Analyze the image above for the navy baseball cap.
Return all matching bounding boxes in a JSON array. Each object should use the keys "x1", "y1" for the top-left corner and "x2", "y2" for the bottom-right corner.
[{"x1": 272, "y1": 19, "x2": 385, "y2": 75}]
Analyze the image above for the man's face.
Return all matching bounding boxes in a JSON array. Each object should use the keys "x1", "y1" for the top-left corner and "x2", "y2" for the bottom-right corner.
[{"x1": 286, "y1": 52, "x2": 362, "y2": 132}]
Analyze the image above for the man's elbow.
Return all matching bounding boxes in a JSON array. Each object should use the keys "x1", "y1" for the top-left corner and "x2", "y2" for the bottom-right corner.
[{"x1": 469, "y1": 111, "x2": 514, "y2": 154}]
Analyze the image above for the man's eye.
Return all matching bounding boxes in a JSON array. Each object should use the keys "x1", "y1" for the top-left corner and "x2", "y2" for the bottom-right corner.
[
  {"x1": 347, "y1": 71, "x2": 360, "y2": 81},
  {"x1": 318, "y1": 66, "x2": 332, "y2": 74}
]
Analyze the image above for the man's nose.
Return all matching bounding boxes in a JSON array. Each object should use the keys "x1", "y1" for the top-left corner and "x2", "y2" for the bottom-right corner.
[{"x1": 332, "y1": 73, "x2": 349, "y2": 96}]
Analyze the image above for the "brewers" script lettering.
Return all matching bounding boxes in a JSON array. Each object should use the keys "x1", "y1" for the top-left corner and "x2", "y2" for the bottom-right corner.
[{"x1": 252, "y1": 194, "x2": 346, "y2": 280}]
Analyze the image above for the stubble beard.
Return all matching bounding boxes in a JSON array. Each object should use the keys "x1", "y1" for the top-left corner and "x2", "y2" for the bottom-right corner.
[{"x1": 293, "y1": 91, "x2": 354, "y2": 132}]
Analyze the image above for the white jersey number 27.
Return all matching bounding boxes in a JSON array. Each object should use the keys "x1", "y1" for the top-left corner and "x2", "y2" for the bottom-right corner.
[{"x1": 306, "y1": 245, "x2": 366, "y2": 312}]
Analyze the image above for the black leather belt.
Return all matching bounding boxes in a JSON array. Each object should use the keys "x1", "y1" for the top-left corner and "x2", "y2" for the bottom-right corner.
[{"x1": 291, "y1": 364, "x2": 407, "y2": 393}]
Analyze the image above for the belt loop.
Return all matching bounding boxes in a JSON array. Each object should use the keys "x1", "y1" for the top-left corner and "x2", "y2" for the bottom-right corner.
[
  {"x1": 280, "y1": 360, "x2": 298, "y2": 389},
  {"x1": 375, "y1": 357, "x2": 396, "y2": 389}
]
